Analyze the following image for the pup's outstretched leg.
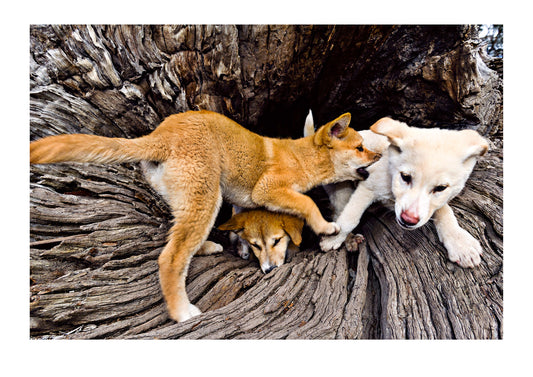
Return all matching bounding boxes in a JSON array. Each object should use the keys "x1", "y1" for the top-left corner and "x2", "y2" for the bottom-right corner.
[{"x1": 254, "y1": 186, "x2": 339, "y2": 236}]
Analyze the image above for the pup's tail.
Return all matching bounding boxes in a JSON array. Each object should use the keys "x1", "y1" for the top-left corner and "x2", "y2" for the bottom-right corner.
[{"x1": 30, "y1": 133, "x2": 169, "y2": 164}]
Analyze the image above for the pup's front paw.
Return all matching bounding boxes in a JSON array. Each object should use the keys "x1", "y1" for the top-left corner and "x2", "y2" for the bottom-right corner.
[
  {"x1": 310, "y1": 219, "x2": 339, "y2": 236},
  {"x1": 444, "y1": 228, "x2": 483, "y2": 268},
  {"x1": 322, "y1": 221, "x2": 340, "y2": 235},
  {"x1": 320, "y1": 232, "x2": 347, "y2": 252}
]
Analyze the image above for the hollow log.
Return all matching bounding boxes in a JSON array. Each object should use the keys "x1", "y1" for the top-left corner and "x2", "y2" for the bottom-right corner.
[{"x1": 30, "y1": 25, "x2": 502, "y2": 339}]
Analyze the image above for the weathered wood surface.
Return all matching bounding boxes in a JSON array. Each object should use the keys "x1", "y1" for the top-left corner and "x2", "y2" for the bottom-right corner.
[{"x1": 30, "y1": 25, "x2": 503, "y2": 339}]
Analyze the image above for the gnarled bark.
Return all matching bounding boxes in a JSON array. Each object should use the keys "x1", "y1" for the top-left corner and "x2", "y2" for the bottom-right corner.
[{"x1": 30, "y1": 25, "x2": 502, "y2": 339}]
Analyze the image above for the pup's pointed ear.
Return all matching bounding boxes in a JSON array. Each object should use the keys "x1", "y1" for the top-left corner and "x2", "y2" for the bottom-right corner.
[
  {"x1": 303, "y1": 109, "x2": 315, "y2": 137},
  {"x1": 314, "y1": 113, "x2": 351, "y2": 146},
  {"x1": 218, "y1": 213, "x2": 246, "y2": 232},
  {"x1": 461, "y1": 129, "x2": 489, "y2": 162},
  {"x1": 370, "y1": 117, "x2": 409, "y2": 149},
  {"x1": 283, "y1": 217, "x2": 304, "y2": 246},
  {"x1": 328, "y1": 112, "x2": 351, "y2": 138}
]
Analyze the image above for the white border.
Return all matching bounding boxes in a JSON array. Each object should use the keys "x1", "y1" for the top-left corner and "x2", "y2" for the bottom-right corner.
[{"x1": 3, "y1": 1, "x2": 530, "y2": 375}]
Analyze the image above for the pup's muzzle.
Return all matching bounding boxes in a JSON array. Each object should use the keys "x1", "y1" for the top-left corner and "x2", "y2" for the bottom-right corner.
[{"x1": 263, "y1": 265, "x2": 277, "y2": 274}]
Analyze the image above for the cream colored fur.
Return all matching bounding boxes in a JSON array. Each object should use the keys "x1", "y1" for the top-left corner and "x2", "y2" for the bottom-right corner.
[
  {"x1": 307, "y1": 116, "x2": 489, "y2": 268},
  {"x1": 30, "y1": 110, "x2": 380, "y2": 322}
]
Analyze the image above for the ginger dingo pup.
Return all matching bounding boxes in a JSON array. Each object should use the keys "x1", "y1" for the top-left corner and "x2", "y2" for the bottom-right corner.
[
  {"x1": 219, "y1": 208, "x2": 304, "y2": 273},
  {"x1": 30, "y1": 110, "x2": 380, "y2": 322},
  {"x1": 306, "y1": 114, "x2": 489, "y2": 268}
]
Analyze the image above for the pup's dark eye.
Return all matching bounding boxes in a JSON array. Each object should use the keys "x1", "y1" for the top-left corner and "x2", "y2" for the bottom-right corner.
[
  {"x1": 356, "y1": 145, "x2": 364, "y2": 152},
  {"x1": 432, "y1": 185, "x2": 448, "y2": 193},
  {"x1": 400, "y1": 172, "x2": 412, "y2": 184},
  {"x1": 272, "y1": 237, "x2": 281, "y2": 247}
]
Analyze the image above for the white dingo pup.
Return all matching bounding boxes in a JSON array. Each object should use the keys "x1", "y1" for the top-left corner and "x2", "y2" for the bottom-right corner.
[{"x1": 305, "y1": 112, "x2": 489, "y2": 268}]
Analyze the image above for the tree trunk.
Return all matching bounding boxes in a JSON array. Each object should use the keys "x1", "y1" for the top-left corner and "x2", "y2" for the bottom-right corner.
[{"x1": 30, "y1": 25, "x2": 503, "y2": 339}]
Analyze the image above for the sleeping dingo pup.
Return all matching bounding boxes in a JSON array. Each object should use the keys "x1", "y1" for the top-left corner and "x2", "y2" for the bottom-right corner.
[
  {"x1": 30, "y1": 110, "x2": 380, "y2": 322},
  {"x1": 306, "y1": 114, "x2": 489, "y2": 268},
  {"x1": 219, "y1": 208, "x2": 304, "y2": 274}
]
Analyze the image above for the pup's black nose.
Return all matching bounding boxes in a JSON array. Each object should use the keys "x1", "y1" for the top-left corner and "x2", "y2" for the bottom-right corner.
[
  {"x1": 356, "y1": 167, "x2": 369, "y2": 180},
  {"x1": 264, "y1": 265, "x2": 277, "y2": 274}
]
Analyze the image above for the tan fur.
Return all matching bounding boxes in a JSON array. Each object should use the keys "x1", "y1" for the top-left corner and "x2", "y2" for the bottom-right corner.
[
  {"x1": 219, "y1": 209, "x2": 304, "y2": 273},
  {"x1": 30, "y1": 110, "x2": 380, "y2": 322}
]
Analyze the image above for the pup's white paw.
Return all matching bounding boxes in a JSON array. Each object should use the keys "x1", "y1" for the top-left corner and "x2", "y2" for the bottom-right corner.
[
  {"x1": 312, "y1": 220, "x2": 340, "y2": 236},
  {"x1": 204, "y1": 241, "x2": 223, "y2": 253},
  {"x1": 444, "y1": 228, "x2": 483, "y2": 268},
  {"x1": 320, "y1": 232, "x2": 347, "y2": 252},
  {"x1": 171, "y1": 303, "x2": 202, "y2": 322},
  {"x1": 189, "y1": 303, "x2": 202, "y2": 317},
  {"x1": 196, "y1": 241, "x2": 224, "y2": 256}
]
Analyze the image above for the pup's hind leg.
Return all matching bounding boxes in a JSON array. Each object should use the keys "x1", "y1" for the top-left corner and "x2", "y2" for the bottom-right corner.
[
  {"x1": 157, "y1": 173, "x2": 222, "y2": 322},
  {"x1": 142, "y1": 161, "x2": 224, "y2": 257}
]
